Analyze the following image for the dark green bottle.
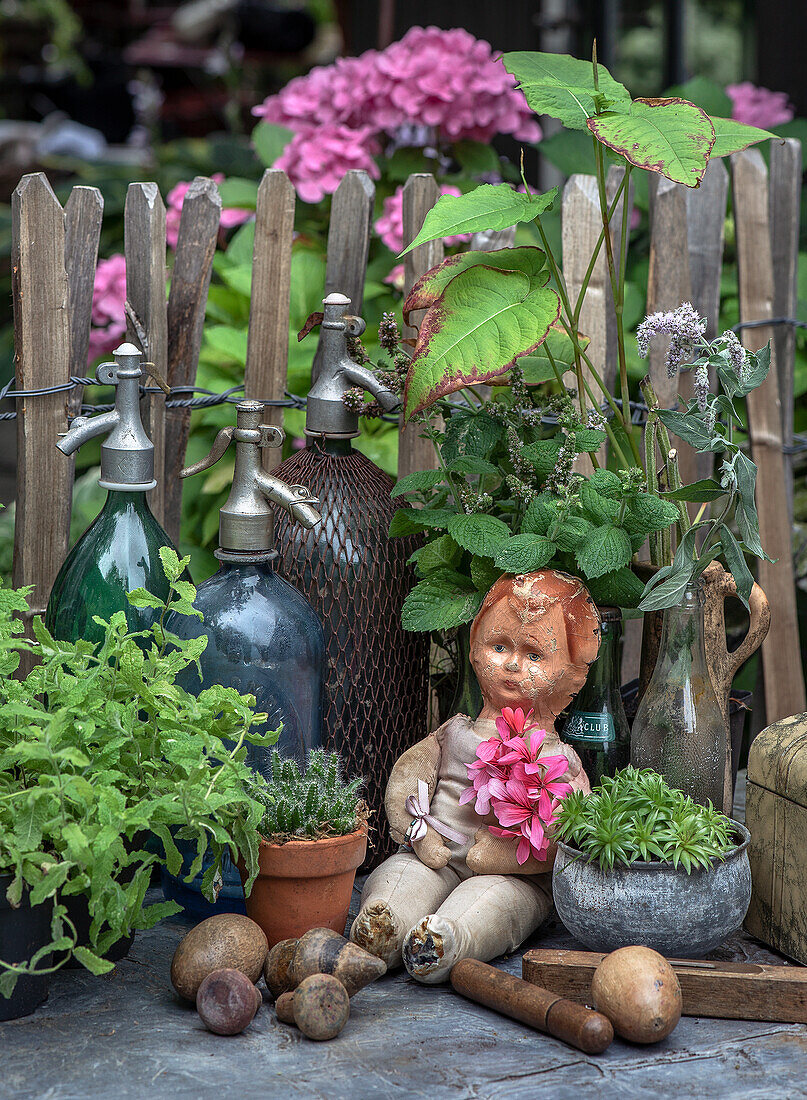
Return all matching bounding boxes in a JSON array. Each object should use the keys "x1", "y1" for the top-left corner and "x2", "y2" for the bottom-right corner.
[
  {"x1": 46, "y1": 343, "x2": 178, "y2": 645},
  {"x1": 562, "y1": 606, "x2": 631, "y2": 784}
]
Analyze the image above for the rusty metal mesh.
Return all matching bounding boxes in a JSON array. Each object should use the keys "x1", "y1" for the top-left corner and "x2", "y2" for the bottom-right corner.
[{"x1": 273, "y1": 445, "x2": 429, "y2": 868}]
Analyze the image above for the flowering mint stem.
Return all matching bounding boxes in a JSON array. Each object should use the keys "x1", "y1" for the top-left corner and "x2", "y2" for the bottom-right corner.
[{"x1": 640, "y1": 376, "x2": 691, "y2": 539}]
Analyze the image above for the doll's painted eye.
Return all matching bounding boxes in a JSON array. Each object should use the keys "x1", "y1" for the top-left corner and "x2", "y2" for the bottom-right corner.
[
  {"x1": 528, "y1": 653, "x2": 541, "y2": 662},
  {"x1": 492, "y1": 644, "x2": 505, "y2": 653}
]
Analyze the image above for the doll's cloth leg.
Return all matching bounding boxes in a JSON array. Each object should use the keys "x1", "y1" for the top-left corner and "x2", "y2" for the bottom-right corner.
[
  {"x1": 350, "y1": 851, "x2": 460, "y2": 969},
  {"x1": 402, "y1": 873, "x2": 553, "y2": 985}
]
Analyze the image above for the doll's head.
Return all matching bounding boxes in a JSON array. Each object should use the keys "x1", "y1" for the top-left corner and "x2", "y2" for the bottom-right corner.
[{"x1": 469, "y1": 570, "x2": 601, "y2": 722}]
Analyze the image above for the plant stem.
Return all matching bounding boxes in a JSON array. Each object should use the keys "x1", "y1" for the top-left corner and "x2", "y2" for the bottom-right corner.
[{"x1": 640, "y1": 376, "x2": 691, "y2": 536}]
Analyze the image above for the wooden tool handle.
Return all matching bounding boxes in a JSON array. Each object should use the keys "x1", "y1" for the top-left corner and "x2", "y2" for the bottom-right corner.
[{"x1": 450, "y1": 959, "x2": 613, "y2": 1055}]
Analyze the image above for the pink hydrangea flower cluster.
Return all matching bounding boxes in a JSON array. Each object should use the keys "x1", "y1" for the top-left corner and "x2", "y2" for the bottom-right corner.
[
  {"x1": 274, "y1": 125, "x2": 381, "y2": 204},
  {"x1": 253, "y1": 26, "x2": 540, "y2": 202},
  {"x1": 165, "y1": 172, "x2": 252, "y2": 249},
  {"x1": 375, "y1": 183, "x2": 471, "y2": 253},
  {"x1": 726, "y1": 82, "x2": 794, "y2": 129},
  {"x1": 89, "y1": 254, "x2": 128, "y2": 363},
  {"x1": 459, "y1": 707, "x2": 572, "y2": 865}
]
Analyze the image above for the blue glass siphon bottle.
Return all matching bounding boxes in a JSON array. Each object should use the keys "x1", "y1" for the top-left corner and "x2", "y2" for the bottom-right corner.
[
  {"x1": 46, "y1": 343, "x2": 178, "y2": 644},
  {"x1": 162, "y1": 400, "x2": 325, "y2": 916}
]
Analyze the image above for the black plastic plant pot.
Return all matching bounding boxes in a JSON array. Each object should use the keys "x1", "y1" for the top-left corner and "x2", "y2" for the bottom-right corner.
[{"x1": 0, "y1": 874, "x2": 53, "y2": 1021}]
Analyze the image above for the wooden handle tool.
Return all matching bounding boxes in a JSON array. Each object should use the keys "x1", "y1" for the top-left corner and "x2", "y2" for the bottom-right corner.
[
  {"x1": 523, "y1": 948, "x2": 807, "y2": 1024},
  {"x1": 450, "y1": 959, "x2": 614, "y2": 1054}
]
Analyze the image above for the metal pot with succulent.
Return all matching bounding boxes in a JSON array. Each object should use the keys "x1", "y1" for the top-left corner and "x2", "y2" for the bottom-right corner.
[
  {"x1": 238, "y1": 750, "x2": 367, "y2": 948},
  {"x1": 551, "y1": 768, "x2": 751, "y2": 958}
]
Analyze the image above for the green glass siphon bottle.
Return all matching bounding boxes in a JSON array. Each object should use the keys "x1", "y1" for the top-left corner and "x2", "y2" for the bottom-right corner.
[
  {"x1": 562, "y1": 606, "x2": 631, "y2": 784},
  {"x1": 46, "y1": 343, "x2": 179, "y2": 645}
]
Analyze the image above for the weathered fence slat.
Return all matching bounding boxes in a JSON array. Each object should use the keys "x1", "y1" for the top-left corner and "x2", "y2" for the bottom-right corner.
[
  {"x1": 770, "y1": 138, "x2": 802, "y2": 523},
  {"x1": 398, "y1": 173, "x2": 443, "y2": 480},
  {"x1": 124, "y1": 182, "x2": 168, "y2": 525},
  {"x1": 11, "y1": 173, "x2": 73, "y2": 617},
  {"x1": 244, "y1": 169, "x2": 295, "y2": 473},
  {"x1": 311, "y1": 169, "x2": 375, "y2": 383},
  {"x1": 686, "y1": 157, "x2": 728, "y2": 342},
  {"x1": 64, "y1": 186, "x2": 103, "y2": 419},
  {"x1": 163, "y1": 177, "x2": 221, "y2": 543},
  {"x1": 732, "y1": 146, "x2": 805, "y2": 724}
]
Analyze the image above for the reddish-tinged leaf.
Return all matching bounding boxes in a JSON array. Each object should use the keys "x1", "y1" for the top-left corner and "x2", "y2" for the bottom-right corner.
[
  {"x1": 403, "y1": 266, "x2": 560, "y2": 420},
  {"x1": 403, "y1": 246, "x2": 547, "y2": 327},
  {"x1": 587, "y1": 97, "x2": 715, "y2": 187}
]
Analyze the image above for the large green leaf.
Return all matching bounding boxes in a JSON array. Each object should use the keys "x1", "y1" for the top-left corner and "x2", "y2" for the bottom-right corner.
[
  {"x1": 584, "y1": 567, "x2": 645, "y2": 608},
  {"x1": 708, "y1": 117, "x2": 777, "y2": 158},
  {"x1": 399, "y1": 185, "x2": 557, "y2": 257},
  {"x1": 403, "y1": 267, "x2": 560, "y2": 419},
  {"x1": 518, "y1": 323, "x2": 588, "y2": 383},
  {"x1": 403, "y1": 246, "x2": 547, "y2": 326},
  {"x1": 494, "y1": 534, "x2": 556, "y2": 573},
  {"x1": 401, "y1": 570, "x2": 484, "y2": 632},
  {"x1": 251, "y1": 121, "x2": 294, "y2": 168},
  {"x1": 587, "y1": 98, "x2": 715, "y2": 187},
  {"x1": 447, "y1": 513, "x2": 511, "y2": 557},
  {"x1": 575, "y1": 524, "x2": 632, "y2": 579},
  {"x1": 503, "y1": 52, "x2": 632, "y2": 131}
]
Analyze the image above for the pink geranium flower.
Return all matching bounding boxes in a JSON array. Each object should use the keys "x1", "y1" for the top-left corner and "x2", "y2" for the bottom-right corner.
[
  {"x1": 488, "y1": 777, "x2": 559, "y2": 865},
  {"x1": 165, "y1": 172, "x2": 251, "y2": 249},
  {"x1": 726, "y1": 82, "x2": 794, "y2": 129},
  {"x1": 459, "y1": 734, "x2": 507, "y2": 815}
]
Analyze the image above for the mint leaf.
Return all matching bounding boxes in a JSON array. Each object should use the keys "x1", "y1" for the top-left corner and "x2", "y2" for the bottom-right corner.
[
  {"x1": 522, "y1": 438, "x2": 562, "y2": 481},
  {"x1": 470, "y1": 556, "x2": 502, "y2": 592},
  {"x1": 580, "y1": 482, "x2": 621, "y2": 524},
  {"x1": 584, "y1": 567, "x2": 645, "y2": 608},
  {"x1": 72, "y1": 945, "x2": 115, "y2": 975},
  {"x1": 575, "y1": 525, "x2": 632, "y2": 579},
  {"x1": 494, "y1": 534, "x2": 556, "y2": 573},
  {"x1": 521, "y1": 494, "x2": 556, "y2": 536},
  {"x1": 447, "y1": 455, "x2": 500, "y2": 477},
  {"x1": 552, "y1": 515, "x2": 594, "y2": 553},
  {"x1": 391, "y1": 469, "x2": 446, "y2": 498},
  {"x1": 401, "y1": 571, "x2": 484, "y2": 631},
  {"x1": 414, "y1": 534, "x2": 462, "y2": 576},
  {"x1": 573, "y1": 428, "x2": 607, "y2": 453},
  {"x1": 588, "y1": 468, "x2": 623, "y2": 499},
  {"x1": 447, "y1": 513, "x2": 511, "y2": 557},
  {"x1": 625, "y1": 493, "x2": 680, "y2": 536}
]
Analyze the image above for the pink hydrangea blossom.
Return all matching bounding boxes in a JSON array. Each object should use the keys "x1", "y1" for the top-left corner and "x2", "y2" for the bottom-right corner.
[
  {"x1": 165, "y1": 172, "x2": 252, "y2": 249},
  {"x1": 375, "y1": 183, "x2": 472, "y2": 254},
  {"x1": 89, "y1": 254, "x2": 127, "y2": 363},
  {"x1": 274, "y1": 125, "x2": 381, "y2": 204},
  {"x1": 384, "y1": 262, "x2": 405, "y2": 290},
  {"x1": 726, "y1": 82, "x2": 794, "y2": 129}
]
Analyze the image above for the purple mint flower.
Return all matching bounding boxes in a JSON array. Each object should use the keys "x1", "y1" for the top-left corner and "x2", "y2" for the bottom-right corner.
[
  {"x1": 693, "y1": 365, "x2": 710, "y2": 412},
  {"x1": 636, "y1": 302, "x2": 707, "y2": 378},
  {"x1": 723, "y1": 330, "x2": 747, "y2": 383}
]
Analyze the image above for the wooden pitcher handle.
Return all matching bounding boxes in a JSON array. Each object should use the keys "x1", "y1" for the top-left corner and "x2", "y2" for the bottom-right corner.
[{"x1": 702, "y1": 562, "x2": 771, "y2": 715}]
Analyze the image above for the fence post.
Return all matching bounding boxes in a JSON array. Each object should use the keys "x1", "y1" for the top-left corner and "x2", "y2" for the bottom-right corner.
[
  {"x1": 124, "y1": 182, "x2": 168, "y2": 526},
  {"x1": 769, "y1": 138, "x2": 802, "y2": 523},
  {"x1": 398, "y1": 173, "x2": 443, "y2": 480},
  {"x1": 311, "y1": 169, "x2": 375, "y2": 383},
  {"x1": 11, "y1": 173, "x2": 73, "y2": 627},
  {"x1": 244, "y1": 169, "x2": 296, "y2": 474},
  {"x1": 64, "y1": 186, "x2": 103, "y2": 420},
  {"x1": 732, "y1": 146, "x2": 805, "y2": 724},
  {"x1": 163, "y1": 177, "x2": 221, "y2": 544}
]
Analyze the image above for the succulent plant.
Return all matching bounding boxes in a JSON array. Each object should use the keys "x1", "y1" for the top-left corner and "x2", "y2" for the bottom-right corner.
[
  {"x1": 554, "y1": 767, "x2": 736, "y2": 873},
  {"x1": 249, "y1": 749, "x2": 364, "y2": 841}
]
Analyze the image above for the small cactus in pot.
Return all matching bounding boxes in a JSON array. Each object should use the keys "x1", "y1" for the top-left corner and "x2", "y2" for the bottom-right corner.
[{"x1": 250, "y1": 749, "x2": 364, "y2": 841}]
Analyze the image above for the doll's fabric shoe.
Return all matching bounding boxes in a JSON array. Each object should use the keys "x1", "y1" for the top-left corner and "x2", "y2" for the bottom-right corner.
[
  {"x1": 350, "y1": 901, "x2": 404, "y2": 969},
  {"x1": 402, "y1": 914, "x2": 460, "y2": 984}
]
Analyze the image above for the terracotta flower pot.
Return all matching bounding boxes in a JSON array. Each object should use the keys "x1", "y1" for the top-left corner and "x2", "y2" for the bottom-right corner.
[{"x1": 238, "y1": 825, "x2": 367, "y2": 948}]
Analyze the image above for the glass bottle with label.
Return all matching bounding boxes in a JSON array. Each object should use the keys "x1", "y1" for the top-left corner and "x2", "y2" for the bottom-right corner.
[{"x1": 562, "y1": 606, "x2": 630, "y2": 784}]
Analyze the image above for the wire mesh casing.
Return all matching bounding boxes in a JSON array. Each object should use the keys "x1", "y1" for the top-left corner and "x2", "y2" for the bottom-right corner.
[{"x1": 273, "y1": 439, "x2": 429, "y2": 867}]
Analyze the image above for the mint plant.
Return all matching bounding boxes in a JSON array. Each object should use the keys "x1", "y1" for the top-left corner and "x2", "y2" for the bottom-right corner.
[
  {"x1": 0, "y1": 547, "x2": 277, "y2": 997},
  {"x1": 554, "y1": 767, "x2": 737, "y2": 872},
  {"x1": 247, "y1": 749, "x2": 364, "y2": 840}
]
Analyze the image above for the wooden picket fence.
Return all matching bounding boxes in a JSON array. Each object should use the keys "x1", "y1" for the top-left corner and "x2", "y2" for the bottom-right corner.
[{"x1": 8, "y1": 141, "x2": 805, "y2": 728}]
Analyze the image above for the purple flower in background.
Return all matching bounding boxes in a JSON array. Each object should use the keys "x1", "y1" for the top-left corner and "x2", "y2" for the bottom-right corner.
[
  {"x1": 89, "y1": 254, "x2": 128, "y2": 363},
  {"x1": 723, "y1": 330, "x2": 747, "y2": 383},
  {"x1": 165, "y1": 173, "x2": 251, "y2": 249},
  {"x1": 726, "y1": 82, "x2": 794, "y2": 129},
  {"x1": 273, "y1": 125, "x2": 381, "y2": 204},
  {"x1": 636, "y1": 302, "x2": 707, "y2": 377},
  {"x1": 374, "y1": 183, "x2": 472, "y2": 253}
]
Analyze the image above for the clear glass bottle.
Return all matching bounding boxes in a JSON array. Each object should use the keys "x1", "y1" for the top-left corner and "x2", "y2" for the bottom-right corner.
[
  {"x1": 562, "y1": 606, "x2": 630, "y2": 784},
  {"x1": 631, "y1": 580, "x2": 726, "y2": 807},
  {"x1": 46, "y1": 344, "x2": 177, "y2": 645}
]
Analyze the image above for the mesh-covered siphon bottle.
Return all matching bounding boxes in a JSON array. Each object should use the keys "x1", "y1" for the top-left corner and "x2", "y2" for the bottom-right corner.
[
  {"x1": 631, "y1": 579, "x2": 726, "y2": 808},
  {"x1": 273, "y1": 293, "x2": 430, "y2": 867},
  {"x1": 561, "y1": 606, "x2": 631, "y2": 785},
  {"x1": 47, "y1": 343, "x2": 179, "y2": 644}
]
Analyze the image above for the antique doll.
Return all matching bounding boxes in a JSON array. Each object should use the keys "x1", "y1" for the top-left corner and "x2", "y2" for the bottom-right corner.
[{"x1": 350, "y1": 569, "x2": 601, "y2": 983}]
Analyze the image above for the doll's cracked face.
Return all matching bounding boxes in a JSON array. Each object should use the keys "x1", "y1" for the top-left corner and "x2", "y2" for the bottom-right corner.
[{"x1": 471, "y1": 600, "x2": 573, "y2": 717}]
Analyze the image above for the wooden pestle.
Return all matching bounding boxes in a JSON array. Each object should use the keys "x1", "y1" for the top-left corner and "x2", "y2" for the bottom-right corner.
[{"x1": 450, "y1": 959, "x2": 614, "y2": 1055}]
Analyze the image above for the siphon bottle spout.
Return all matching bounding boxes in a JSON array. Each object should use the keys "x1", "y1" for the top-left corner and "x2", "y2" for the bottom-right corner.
[
  {"x1": 57, "y1": 409, "x2": 119, "y2": 456},
  {"x1": 255, "y1": 470, "x2": 321, "y2": 529}
]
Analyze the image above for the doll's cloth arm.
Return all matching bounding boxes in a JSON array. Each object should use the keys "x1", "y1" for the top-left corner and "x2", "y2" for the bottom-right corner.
[
  {"x1": 384, "y1": 726, "x2": 445, "y2": 844},
  {"x1": 465, "y1": 825, "x2": 557, "y2": 876}
]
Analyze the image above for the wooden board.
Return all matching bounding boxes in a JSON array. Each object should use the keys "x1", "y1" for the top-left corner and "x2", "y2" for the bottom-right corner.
[
  {"x1": 11, "y1": 173, "x2": 73, "y2": 629},
  {"x1": 163, "y1": 176, "x2": 221, "y2": 544},
  {"x1": 398, "y1": 173, "x2": 443, "y2": 480},
  {"x1": 311, "y1": 169, "x2": 375, "y2": 383},
  {"x1": 731, "y1": 147, "x2": 805, "y2": 724},
  {"x1": 124, "y1": 182, "x2": 168, "y2": 525},
  {"x1": 244, "y1": 169, "x2": 295, "y2": 474},
  {"x1": 64, "y1": 186, "x2": 103, "y2": 419},
  {"x1": 523, "y1": 947, "x2": 807, "y2": 1023}
]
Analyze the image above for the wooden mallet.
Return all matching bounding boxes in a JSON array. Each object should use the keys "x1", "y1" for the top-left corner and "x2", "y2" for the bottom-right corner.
[{"x1": 450, "y1": 959, "x2": 614, "y2": 1054}]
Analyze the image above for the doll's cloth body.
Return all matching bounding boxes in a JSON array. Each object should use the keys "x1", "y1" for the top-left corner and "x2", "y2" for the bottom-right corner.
[{"x1": 351, "y1": 713, "x2": 586, "y2": 983}]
